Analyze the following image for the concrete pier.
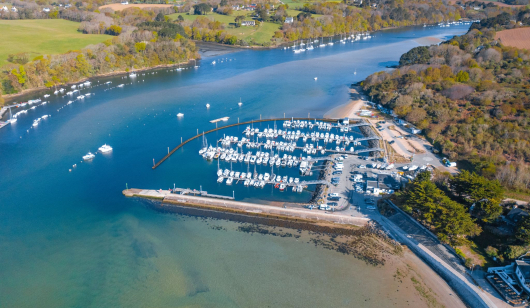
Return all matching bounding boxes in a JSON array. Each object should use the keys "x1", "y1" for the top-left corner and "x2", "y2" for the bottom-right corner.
[{"x1": 123, "y1": 188, "x2": 369, "y2": 226}]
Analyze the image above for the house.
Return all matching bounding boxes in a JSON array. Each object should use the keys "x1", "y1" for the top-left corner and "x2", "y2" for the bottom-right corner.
[
  {"x1": 43, "y1": 7, "x2": 50, "y2": 12},
  {"x1": 506, "y1": 207, "x2": 529, "y2": 226},
  {"x1": 487, "y1": 259, "x2": 530, "y2": 306},
  {"x1": 232, "y1": 5, "x2": 240, "y2": 10},
  {"x1": 1, "y1": 6, "x2": 8, "y2": 11},
  {"x1": 11, "y1": 6, "x2": 17, "y2": 12},
  {"x1": 241, "y1": 20, "x2": 255, "y2": 26},
  {"x1": 285, "y1": 16, "x2": 293, "y2": 23},
  {"x1": 121, "y1": 1, "x2": 129, "y2": 5}
]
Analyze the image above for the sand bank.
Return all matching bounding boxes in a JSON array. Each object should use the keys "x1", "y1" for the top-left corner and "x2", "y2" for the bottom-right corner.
[{"x1": 324, "y1": 85, "x2": 367, "y2": 119}]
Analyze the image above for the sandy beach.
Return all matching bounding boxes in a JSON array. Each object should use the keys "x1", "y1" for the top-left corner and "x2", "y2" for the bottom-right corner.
[{"x1": 324, "y1": 85, "x2": 367, "y2": 119}]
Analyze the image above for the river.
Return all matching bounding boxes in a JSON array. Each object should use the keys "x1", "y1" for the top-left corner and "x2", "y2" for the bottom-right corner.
[{"x1": 0, "y1": 24, "x2": 469, "y2": 307}]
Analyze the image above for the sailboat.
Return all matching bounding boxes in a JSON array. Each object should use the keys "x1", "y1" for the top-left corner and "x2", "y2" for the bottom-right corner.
[
  {"x1": 238, "y1": 98, "x2": 243, "y2": 107},
  {"x1": 7, "y1": 107, "x2": 16, "y2": 124},
  {"x1": 319, "y1": 36, "x2": 326, "y2": 48},
  {"x1": 176, "y1": 62, "x2": 182, "y2": 71},
  {"x1": 328, "y1": 37, "x2": 334, "y2": 46}
]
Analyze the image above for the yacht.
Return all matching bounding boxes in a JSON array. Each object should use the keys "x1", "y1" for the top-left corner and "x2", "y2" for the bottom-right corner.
[
  {"x1": 212, "y1": 60, "x2": 216, "y2": 65},
  {"x1": 129, "y1": 72, "x2": 137, "y2": 78},
  {"x1": 77, "y1": 95, "x2": 85, "y2": 99},
  {"x1": 43, "y1": 94, "x2": 50, "y2": 98},
  {"x1": 83, "y1": 152, "x2": 95, "y2": 160},
  {"x1": 206, "y1": 103, "x2": 210, "y2": 108},
  {"x1": 117, "y1": 84, "x2": 124, "y2": 88},
  {"x1": 226, "y1": 177, "x2": 233, "y2": 185},
  {"x1": 98, "y1": 144, "x2": 113, "y2": 153},
  {"x1": 177, "y1": 113, "x2": 184, "y2": 117},
  {"x1": 217, "y1": 176, "x2": 224, "y2": 183}
]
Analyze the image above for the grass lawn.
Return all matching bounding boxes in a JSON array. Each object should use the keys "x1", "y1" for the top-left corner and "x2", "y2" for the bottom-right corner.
[
  {"x1": 168, "y1": 12, "x2": 280, "y2": 45},
  {"x1": 0, "y1": 19, "x2": 109, "y2": 67}
]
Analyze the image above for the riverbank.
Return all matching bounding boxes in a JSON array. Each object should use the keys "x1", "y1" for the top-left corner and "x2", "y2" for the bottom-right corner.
[
  {"x1": 2, "y1": 59, "x2": 198, "y2": 106},
  {"x1": 324, "y1": 85, "x2": 367, "y2": 119}
]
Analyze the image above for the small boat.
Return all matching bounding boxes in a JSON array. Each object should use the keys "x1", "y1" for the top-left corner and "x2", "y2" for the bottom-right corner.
[
  {"x1": 117, "y1": 84, "x2": 124, "y2": 88},
  {"x1": 212, "y1": 61, "x2": 216, "y2": 65},
  {"x1": 226, "y1": 177, "x2": 233, "y2": 185},
  {"x1": 206, "y1": 103, "x2": 210, "y2": 108},
  {"x1": 43, "y1": 94, "x2": 50, "y2": 98},
  {"x1": 314, "y1": 77, "x2": 317, "y2": 80},
  {"x1": 177, "y1": 113, "x2": 184, "y2": 117},
  {"x1": 98, "y1": 144, "x2": 113, "y2": 153},
  {"x1": 238, "y1": 98, "x2": 242, "y2": 107},
  {"x1": 217, "y1": 176, "x2": 224, "y2": 183},
  {"x1": 129, "y1": 72, "x2": 137, "y2": 78},
  {"x1": 77, "y1": 95, "x2": 85, "y2": 99},
  {"x1": 83, "y1": 152, "x2": 95, "y2": 160},
  {"x1": 279, "y1": 184, "x2": 286, "y2": 191}
]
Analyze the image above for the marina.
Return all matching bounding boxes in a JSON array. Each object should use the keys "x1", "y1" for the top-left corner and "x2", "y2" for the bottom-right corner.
[{"x1": 0, "y1": 23, "x2": 474, "y2": 308}]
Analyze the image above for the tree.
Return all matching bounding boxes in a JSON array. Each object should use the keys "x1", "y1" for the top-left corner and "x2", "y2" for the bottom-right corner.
[
  {"x1": 235, "y1": 15, "x2": 245, "y2": 27},
  {"x1": 220, "y1": 0, "x2": 228, "y2": 6},
  {"x1": 399, "y1": 46, "x2": 430, "y2": 66},
  {"x1": 155, "y1": 12, "x2": 165, "y2": 22},
  {"x1": 471, "y1": 199, "x2": 502, "y2": 222},
  {"x1": 455, "y1": 70, "x2": 469, "y2": 83},
  {"x1": 177, "y1": 15, "x2": 184, "y2": 22},
  {"x1": 106, "y1": 25, "x2": 122, "y2": 36},
  {"x1": 451, "y1": 171, "x2": 504, "y2": 204},
  {"x1": 516, "y1": 216, "x2": 530, "y2": 244},
  {"x1": 193, "y1": 3, "x2": 211, "y2": 15}
]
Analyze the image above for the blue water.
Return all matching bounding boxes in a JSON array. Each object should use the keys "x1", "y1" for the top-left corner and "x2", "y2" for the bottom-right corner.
[{"x1": 0, "y1": 25, "x2": 469, "y2": 307}]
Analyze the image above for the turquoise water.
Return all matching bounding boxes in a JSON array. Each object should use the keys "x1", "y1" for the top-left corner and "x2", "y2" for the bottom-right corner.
[{"x1": 0, "y1": 25, "x2": 469, "y2": 307}]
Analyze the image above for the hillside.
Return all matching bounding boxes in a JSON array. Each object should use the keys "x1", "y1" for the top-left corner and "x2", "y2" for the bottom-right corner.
[
  {"x1": 0, "y1": 19, "x2": 109, "y2": 67},
  {"x1": 495, "y1": 27, "x2": 530, "y2": 49},
  {"x1": 362, "y1": 16, "x2": 530, "y2": 194}
]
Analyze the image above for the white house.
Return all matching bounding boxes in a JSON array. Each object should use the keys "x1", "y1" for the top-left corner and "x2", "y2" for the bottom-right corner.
[
  {"x1": 241, "y1": 20, "x2": 255, "y2": 26},
  {"x1": 121, "y1": 1, "x2": 129, "y2": 5},
  {"x1": 285, "y1": 16, "x2": 293, "y2": 23},
  {"x1": 11, "y1": 6, "x2": 17, "y2": 12},
  {"x1": 42, "y1": 7, "x2": 50, "y2": 12},
  {"x1": 1, "y1": 6, "x2": 8, "y2": 11}
]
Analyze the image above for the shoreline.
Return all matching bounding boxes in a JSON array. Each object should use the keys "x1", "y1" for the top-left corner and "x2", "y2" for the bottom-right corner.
[{"x1": 2, "y1": 59, "x2": 197, "y2": 104}]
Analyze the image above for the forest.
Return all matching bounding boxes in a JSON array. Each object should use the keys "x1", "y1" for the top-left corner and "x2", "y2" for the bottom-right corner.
[{"x1": 363, "y1": 8, "x2": 530, "y2": 196}]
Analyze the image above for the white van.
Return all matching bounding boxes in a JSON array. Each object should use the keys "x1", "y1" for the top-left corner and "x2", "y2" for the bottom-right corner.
[{"x1": 319, "y1": 204, "x2": 331, "y2": 210}]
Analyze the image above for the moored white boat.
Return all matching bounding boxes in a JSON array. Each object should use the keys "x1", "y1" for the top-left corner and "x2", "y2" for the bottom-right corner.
[
  {"x1": 98, "y1": 144, "x2": 113, "y2": 153},
  {"x1": 83, "y1": 152, "x2": 95, "y2": 160}
]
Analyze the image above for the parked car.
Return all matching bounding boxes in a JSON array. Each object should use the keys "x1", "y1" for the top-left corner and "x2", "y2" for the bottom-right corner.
[
  {"x1": 358, "y1": 165, "x2": 366, "y2": 169},
  {"x1": 328, "y1": 193, "x2": 339, "y2": 198},
  {"x1": 332, "y1": 171, "x2": 342, "y2": 175},
  {"x1": 389, "y1": 140, "x2": 395, "y2": 144}
]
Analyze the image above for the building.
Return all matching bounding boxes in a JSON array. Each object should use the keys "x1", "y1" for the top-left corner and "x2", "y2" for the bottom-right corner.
[
  {"x1": 506, "y1": 207, "x2": 530, "y2": 226},
  {"x1": 11, "y1": 6, "x2": 17, "y2": 12},
  {"x1": 42, "y1": 7, "x2": 50, "y2": 12},
  {"x1": 285, "y1": 17, "x2": 293, "y2": 23},
  {"x1": 1, "y1": 6, "x2": 8, "y2": 11},
  {"x1": 487, "y1": 259, "x2": 530, "y2": 306},
  {"x1": 241, "y1": 20, "x2": 255, "y2": 26}
]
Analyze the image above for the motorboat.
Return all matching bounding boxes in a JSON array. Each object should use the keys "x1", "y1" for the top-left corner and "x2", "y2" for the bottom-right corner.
[
  {"x1": 217, "y1": 176, "x2": 224, "y2": 183},
  {"x1": 226, "y1": 177, "x2": 233, "y2": 185},
  {"x1": 177, "y1": 113, "x2": 184, "y2": 117},
  {"x1": 98, "y1": 144, "x2": 113, "y2": 153},
  {"x1": 83, "y1": 152, "x2": 95, "y2": 160}
]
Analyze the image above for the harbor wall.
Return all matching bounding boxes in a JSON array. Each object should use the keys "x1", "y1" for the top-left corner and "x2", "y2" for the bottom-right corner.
[
  {"x1": 124, "y1": 189, "x2": 369, "y2": 227},
  {"x1": 152, "y1": 117, "x2": 341, "y2": 169}
]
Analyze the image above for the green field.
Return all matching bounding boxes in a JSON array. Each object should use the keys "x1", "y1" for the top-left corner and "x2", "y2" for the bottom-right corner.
[
  {"x1": 168, "y1": 12, "x2": 280, "y2": 44},
  {"x1": 0, "y1": 19, "x2": 109, "y2": 67}
]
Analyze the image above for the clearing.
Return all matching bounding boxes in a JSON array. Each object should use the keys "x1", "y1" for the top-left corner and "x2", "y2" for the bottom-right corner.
[
  {"x1": 495, "y1": 27, "x2": 530, "y2": 50},
  {"x1": 99, "y1": 3, "x2": 174, "y2": 11},
  {"x1": 168, "y1": 12, "x2": 280, "y2": 45},
  {"x1": 0, "y1": 19, "x2": 109, "y2": 67}
]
